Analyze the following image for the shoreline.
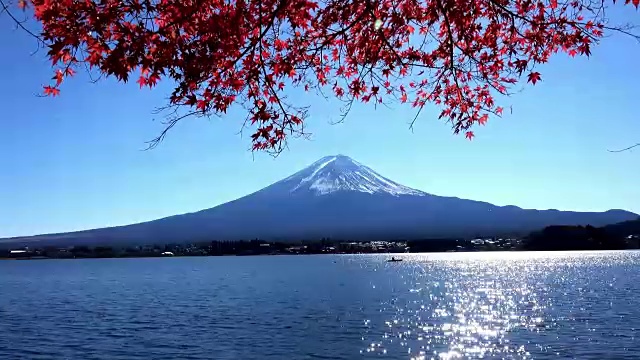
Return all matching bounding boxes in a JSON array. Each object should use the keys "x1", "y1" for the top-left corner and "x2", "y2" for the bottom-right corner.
[
  {"x1": 5, "y1": 248, "x2": 640, "y2": 262},
  {"x1": 3, "y1": 225, "x2": 639, "y2": 261}
]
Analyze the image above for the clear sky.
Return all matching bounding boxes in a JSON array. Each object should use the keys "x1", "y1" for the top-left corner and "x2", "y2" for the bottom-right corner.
[{"x1": 1, "y1": 7, "x2": 638, "y2": 238}]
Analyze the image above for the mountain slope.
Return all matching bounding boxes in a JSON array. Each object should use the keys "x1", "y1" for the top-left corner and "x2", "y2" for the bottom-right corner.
[{"x1": 1, "y1": 155, "x2": 637, "y2": 247}]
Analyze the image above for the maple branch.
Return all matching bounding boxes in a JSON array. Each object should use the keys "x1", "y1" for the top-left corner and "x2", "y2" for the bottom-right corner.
[
  {"x1": 362, "y1": 0, "x2": 405, "y2": 67},
  {"x1": 328, "y1": 97, "x2": 355, "y2": 125},
  {"x1": 12, "y1": 0, "x2": 640, "y2": 151},
  {"x1": 231, "y1": 0, "x2": 288, "y2": 75},
  {"x1": 255, "y1": 0, "x2": 304, "y2": 155},
  {"x1": 148, "y1": 0, "x2": 293, "y2": 151},
  {"x1": 305, "y1": 8, "x2": 368, "y2": 54},
  {"x1": 608, "y1": 143, "x2": 640, "y2": 153},
  {"x1": 145, "y1": 109, "x2": 203, "y2": 150},
  {"x1": 0, "y1": 0, "x2": 43, "y2": 44},
  {"x1": 601, "y1": 23, "x2": 640, "y2": 41}
]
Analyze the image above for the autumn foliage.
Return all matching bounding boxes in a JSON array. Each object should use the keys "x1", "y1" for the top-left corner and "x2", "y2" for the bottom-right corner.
[{"x1": 4, "y1": 0, "x2": 639, "y2": 151}]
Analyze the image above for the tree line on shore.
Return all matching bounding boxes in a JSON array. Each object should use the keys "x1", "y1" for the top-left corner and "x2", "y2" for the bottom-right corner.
[{"x1": 1, "y1": 219, "x2": 638, "y2": 260}]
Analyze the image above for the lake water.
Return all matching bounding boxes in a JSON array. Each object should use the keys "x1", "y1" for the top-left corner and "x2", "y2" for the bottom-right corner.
[{"x1": 1, "y1": 251, "x2": 639, "y2": 359}]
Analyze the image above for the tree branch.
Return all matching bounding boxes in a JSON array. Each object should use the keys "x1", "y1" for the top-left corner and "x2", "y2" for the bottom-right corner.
[{"x1": 608, "y1": 143, "x2": 640, "y2": 153}]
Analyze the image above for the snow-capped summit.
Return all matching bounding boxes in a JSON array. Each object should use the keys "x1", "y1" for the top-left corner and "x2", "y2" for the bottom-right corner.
[{"x1": 276, "y1": 154, "x2": 427, "y2": 196}]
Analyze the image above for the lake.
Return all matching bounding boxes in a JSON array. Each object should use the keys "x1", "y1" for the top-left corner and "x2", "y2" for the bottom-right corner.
[{"x1": 1, "y1": 251, "x2": 639, "y2": 359}]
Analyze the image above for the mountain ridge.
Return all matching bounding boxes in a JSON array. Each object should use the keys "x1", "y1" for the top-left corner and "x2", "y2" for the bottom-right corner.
[{"x1": 1, "y1": 155, "x2": 637, "y2": 247}]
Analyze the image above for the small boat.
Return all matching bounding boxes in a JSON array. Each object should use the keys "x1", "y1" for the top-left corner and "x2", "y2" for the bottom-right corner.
[{"x1": 387, "y1": 257, "x2": 403, "y2": 262}]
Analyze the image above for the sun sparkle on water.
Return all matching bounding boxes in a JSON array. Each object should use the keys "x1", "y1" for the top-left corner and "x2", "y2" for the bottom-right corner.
[{"x1": 357, "y1": 251, "x2": 635, "y2": 359}]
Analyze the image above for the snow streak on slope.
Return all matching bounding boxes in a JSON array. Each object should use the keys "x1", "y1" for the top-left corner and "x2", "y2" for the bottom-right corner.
[{"x1": 280, "y1": 155, "x2": 427, "y2": 196}]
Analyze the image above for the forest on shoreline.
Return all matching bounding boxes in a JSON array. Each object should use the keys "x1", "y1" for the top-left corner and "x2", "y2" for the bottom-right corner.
[{"x1": 2, "y1": 219, "x2": 639, "y2": 260}]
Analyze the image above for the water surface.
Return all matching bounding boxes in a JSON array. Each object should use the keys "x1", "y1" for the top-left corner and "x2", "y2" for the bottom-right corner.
[{"x1": 1, "y1": 251, "x2": 639, "y2": 359}]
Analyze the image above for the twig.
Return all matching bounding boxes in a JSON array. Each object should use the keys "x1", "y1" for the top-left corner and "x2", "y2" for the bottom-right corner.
[
  {"x1": 608, "y1": 143, "x2": 640, "y2": 153},
  {"x1": 0, "y1": 0, "x2": 44, "y2": 43}
]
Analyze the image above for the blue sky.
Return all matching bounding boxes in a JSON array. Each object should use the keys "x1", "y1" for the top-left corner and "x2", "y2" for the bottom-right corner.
[{"x1": 1, "y1": 8, "x2": 639, "y2": 238}]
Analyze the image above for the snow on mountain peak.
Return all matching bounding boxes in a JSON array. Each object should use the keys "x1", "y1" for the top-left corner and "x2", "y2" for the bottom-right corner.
[{"x1": 278, "y1": 155, "x2": 427, "y2": 196}]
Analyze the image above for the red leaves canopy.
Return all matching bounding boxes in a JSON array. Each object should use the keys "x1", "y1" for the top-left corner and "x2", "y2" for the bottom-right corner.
[{"x1": 13, "y1": 0, "x2": 638, "y2": 151}]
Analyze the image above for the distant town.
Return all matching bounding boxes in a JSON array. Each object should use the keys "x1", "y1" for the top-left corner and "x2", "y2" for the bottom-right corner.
[
  {"x1": 2, "y1": 220, "x2": 639, "y2": 260},
  {"x1": 0, "y1": 238, "x2": 520, "y2": 260}
]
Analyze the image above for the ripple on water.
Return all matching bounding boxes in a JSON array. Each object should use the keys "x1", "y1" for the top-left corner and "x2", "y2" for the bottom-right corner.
[{"x1": 0, "y1": 252, "x2": 639, "y2": 359}]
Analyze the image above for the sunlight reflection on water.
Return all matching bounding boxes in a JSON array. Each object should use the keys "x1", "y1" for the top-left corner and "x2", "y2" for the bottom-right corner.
[
  {"x1": 359, "y1": 251, "x2": 639, "y2": 359},
  {"x1": 0, "y1": 251, "x2": 639, "y2": 359}
]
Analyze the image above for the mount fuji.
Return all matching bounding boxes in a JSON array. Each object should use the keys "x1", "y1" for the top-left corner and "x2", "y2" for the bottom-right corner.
[{"x1": 1, "y1": 155, "x2": 637, "y2": 247}]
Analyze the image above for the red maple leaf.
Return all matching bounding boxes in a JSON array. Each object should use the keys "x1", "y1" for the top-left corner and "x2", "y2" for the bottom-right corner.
[
  {"x1": 43, "y1": 85, "x2": 60, "y2": 97},
  {"x1": 527, "y1": 72, "x2": 542, "y2": 85},
  {"x1": 465, "y1": 131, "x2": 475, "y2": 140},
  {"x1": 52, "y1": 70, "x2": 64, "y2": 86}
]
